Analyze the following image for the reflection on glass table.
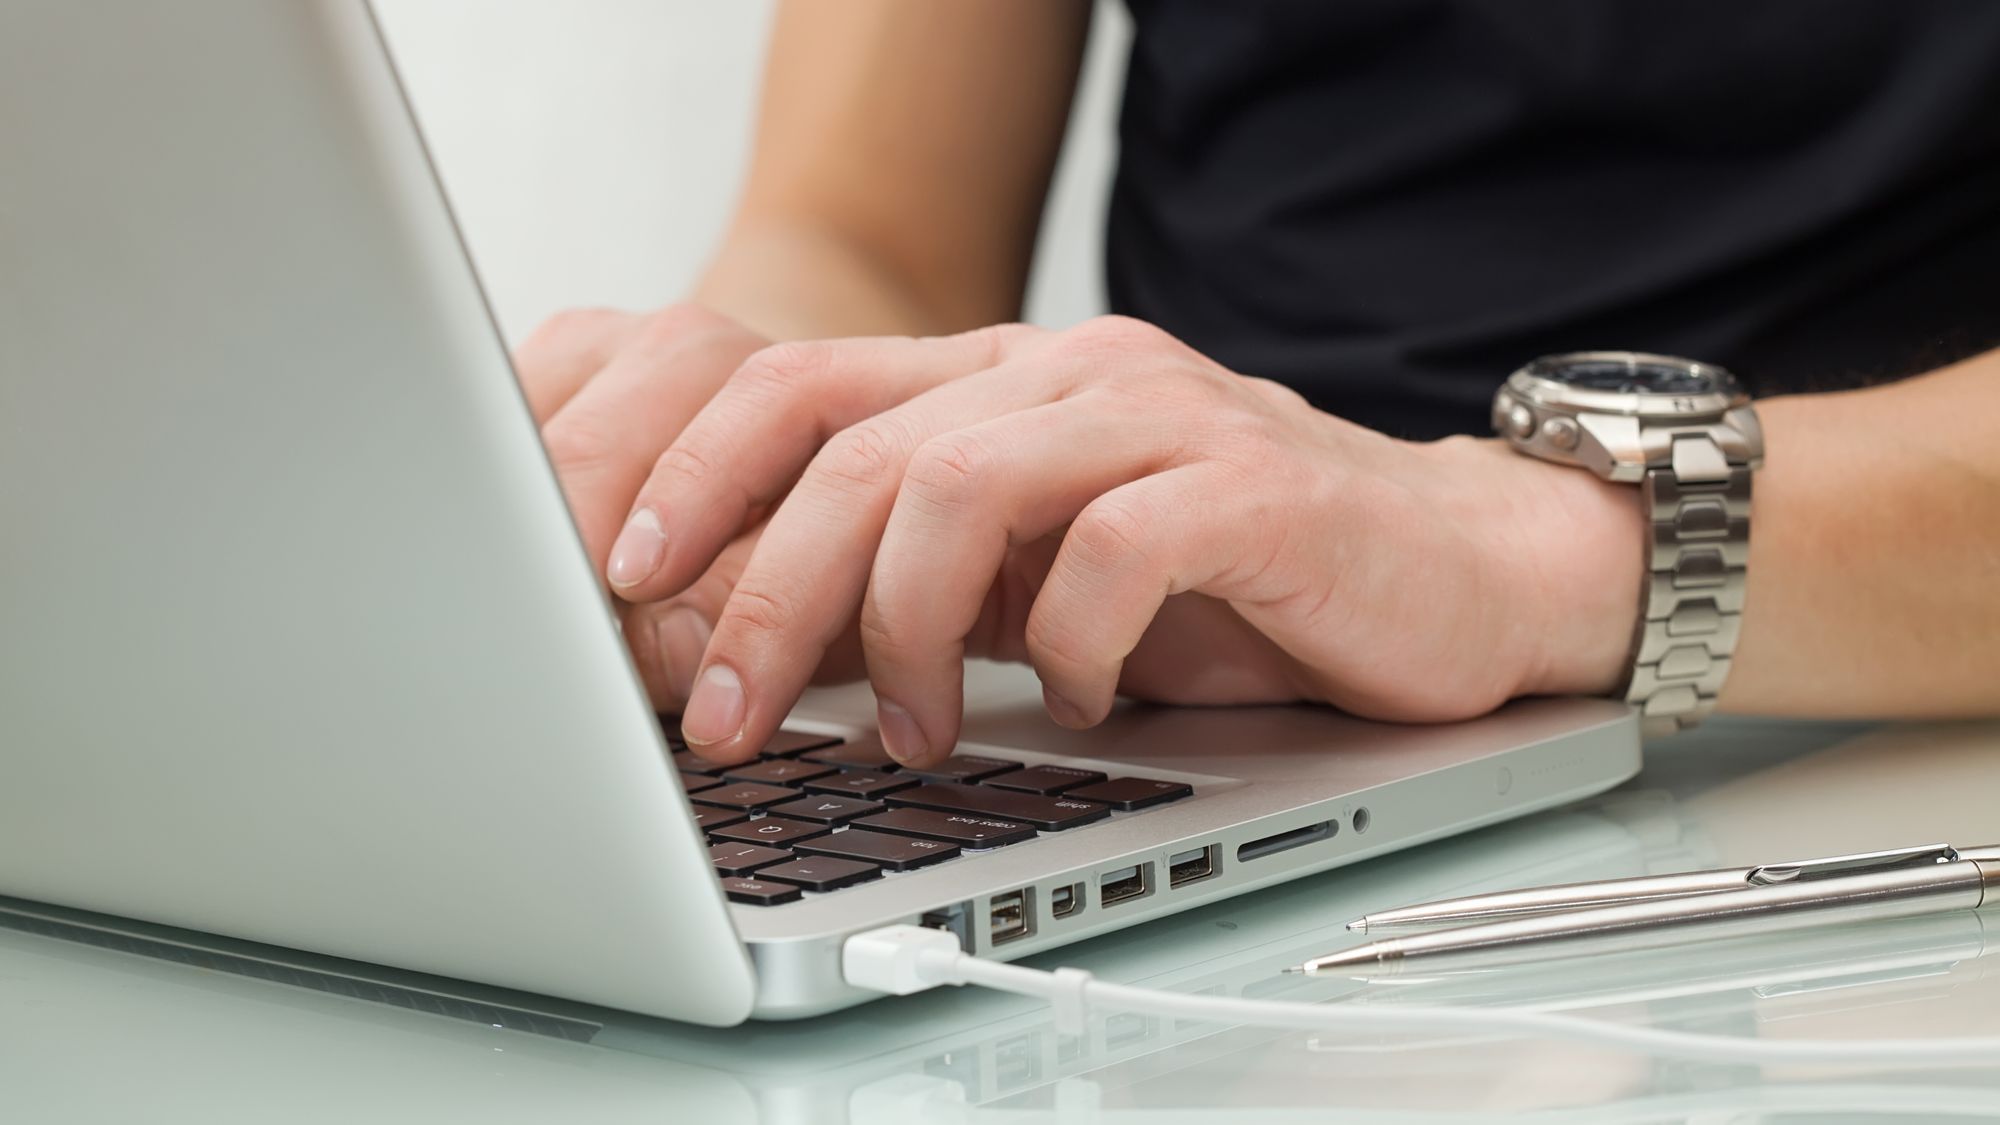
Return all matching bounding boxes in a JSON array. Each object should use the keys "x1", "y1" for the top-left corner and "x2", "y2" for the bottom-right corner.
[{"x1": 4, "y1": 717, "x2": 1999, "y2": 1122}]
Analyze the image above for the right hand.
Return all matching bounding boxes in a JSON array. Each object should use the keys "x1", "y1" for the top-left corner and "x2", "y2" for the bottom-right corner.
[{"x1": 513, "y1": 302, "x2": 787, "y2": 708}]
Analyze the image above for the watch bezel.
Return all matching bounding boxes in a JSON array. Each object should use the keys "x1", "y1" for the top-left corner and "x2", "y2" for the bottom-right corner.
[{"x1": 1507, "y1": 351, "x2": 1747, "y2": 420}]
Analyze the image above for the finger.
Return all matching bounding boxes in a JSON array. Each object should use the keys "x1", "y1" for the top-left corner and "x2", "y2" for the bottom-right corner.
[
  {"x1": 1025, "y1": 460, "x2": 1286, "y2": 727},
  {"x1": 624, "y1": 526, "x2": 870, "y2": 710},
  {"x1": 861, "y1": 395, "x2": 1187, "y2": 765},
  {"x1": 541, "y1": 305, "x2": 766, "y2": 572},
  {"x1": 606, "y1": 324, "x2": 1045, "y2": 601},
  {"x1": 677, "y1": 346, "x2": 1108, "y2": 763},
  {"x1": 511, "y1": 307, "x2": 644, "y2": 423},
  {"x1": 621, "y1": 531, "x2": 761, "y2": 709}
]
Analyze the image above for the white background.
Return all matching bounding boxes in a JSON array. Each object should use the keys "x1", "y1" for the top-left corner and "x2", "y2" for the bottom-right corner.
[{"x1": 374, "y1": 0, "x2": 1131, "y2": 347}]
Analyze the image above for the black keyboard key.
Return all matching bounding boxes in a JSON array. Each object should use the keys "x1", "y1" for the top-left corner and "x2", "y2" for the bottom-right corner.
[
  {"x1": 887, "y1": 784, "x2": 1109, "y2": 831},
  {"x1": 755, "y1": 856, "x2": 882, "y2": 892},
  {"x1": 984, "y1": 764, "x2": 1107, "y2": 795},
  {"x1": 720, "y1": 876, "x2": 802, "y2": 906},
  {"x1": 679, "y1": 770, "x2": 723, "y2": 793},
  {"x1": 694, "y1": 782, "x2": 804, "y2": 810},
  {"x1": 903, "y1": 755, "x2": 1020, "y2": 783},
  {"x1": 796, "y1": 829, "x2": 960, "y2": 872},
  {"x1": 855, "y1": 807, "x2": 1038, "y2": 848},
  {"x1": 672, "y1": 749, "x2": 726, "y2": 775},
  {"x1": 801, "y1": 740, "x2": 899, "y2": 771},
  {"x1": 710, "y1": 842, "x2": 790, "y2": 875},
  {"x1": 767, "y1": 794, "x2": 885, "y2": 825},
  {"x1": 709, "y1": 815, "x2": 830, "y2": 847},
  {"x1": 725, "y1": 759, "x2": 836, "y2": 787},
  {"x1": 693, "y1": 806, "x2": 749, "y2": 832},
  {"x1": 658, "y1": 715, "x2": 687, "y2": 749},
  {"x1": 758, "y1": 729, "x2": 845, "y2": 758},
  {"x1": 803, "y1": 771, "x2": 919, "y2": 799},
  {"x1": 1065, "y1": 777, "x2": 1194, "y2": 811}
]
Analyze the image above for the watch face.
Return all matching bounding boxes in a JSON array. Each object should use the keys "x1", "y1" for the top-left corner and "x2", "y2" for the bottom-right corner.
[{"x1": 1526, "y1": 353, "x2": 1727, "y2": 396}]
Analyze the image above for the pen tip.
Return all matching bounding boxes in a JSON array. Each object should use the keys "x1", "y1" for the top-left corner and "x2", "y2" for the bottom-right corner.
[
  {"x1": 1346, "y1": 919, "x2": 1368, "y2": 933},
  {"x1": 1280, "y1": 965, "x2": 1305, "y2": 974}
]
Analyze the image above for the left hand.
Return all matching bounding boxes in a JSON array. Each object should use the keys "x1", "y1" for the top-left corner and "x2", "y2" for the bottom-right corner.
[{"x1": 604, "y1": 316, "x2": 1643, "y2": 766}]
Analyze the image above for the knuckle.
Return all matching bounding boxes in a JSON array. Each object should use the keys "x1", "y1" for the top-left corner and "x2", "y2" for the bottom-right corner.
[
  {"x1": 953, "y1": 321, "x2": 1041, "y2": 363},
  {"x1": 1067, "y1": 496, "x2": 1154, "y2": 571},
  {"x1": 719, "y1": 582, "x2": 800, "y2": 639},
  {"x1": 732, "y1": 340, "x2": 832, "y2": 399},
  {"x1": 636, "y1": 300, "x2": 730, "y2": 346},
  {"x1": 815, "y1": 418, "x2": 912, "y2": 492},
  {"x1": 1241, "y1": 375, "x2": 1309, "y2": 410},
  {"x1": 1069, "y1": 314, "x2": 1168, "y2": 353},
  {"x1": 902, "y1": 432, "x2": 994, "y2": 512},
  {"x1": 524, "y1": 305, "x2": 618, "y2": 349},
  {"x1": 540, "y1": 416, "x2": 617, "y2": 476},
  {"x1": 652, "y1": 441, "x2": 721, "y2": 488}
]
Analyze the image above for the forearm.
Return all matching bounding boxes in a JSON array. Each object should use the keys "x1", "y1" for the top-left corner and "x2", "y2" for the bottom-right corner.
[
  {"x1": 693, "y1": 0, "x2": 1088, "y2": 345},
  {"x1": 1722, "y1": 352, "x2": 2000, "y2": 717},
  {"x1": 694, "y1": 217, "x2": 973, "y2": 343}
]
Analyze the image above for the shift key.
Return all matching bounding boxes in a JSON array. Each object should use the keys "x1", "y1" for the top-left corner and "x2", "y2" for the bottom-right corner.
[{"x1": 887, "y1": 784, "x2": 1108, "y2": 831}]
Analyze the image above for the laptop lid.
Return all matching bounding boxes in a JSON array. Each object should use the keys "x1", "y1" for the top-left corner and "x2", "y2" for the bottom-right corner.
[{"x1": 0, "y1": 0, "x2": 754, "y2": 1024}]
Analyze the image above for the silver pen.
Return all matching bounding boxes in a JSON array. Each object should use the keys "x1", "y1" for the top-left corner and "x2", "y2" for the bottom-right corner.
[{"x1": 1288, "y1": 842, "x2": 2000, "y2": 977}]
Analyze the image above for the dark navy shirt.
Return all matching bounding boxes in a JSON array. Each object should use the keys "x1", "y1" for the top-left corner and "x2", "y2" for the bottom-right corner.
[{"x1": 1108, "y1": 1, "x2": 2000, "y2": 438}]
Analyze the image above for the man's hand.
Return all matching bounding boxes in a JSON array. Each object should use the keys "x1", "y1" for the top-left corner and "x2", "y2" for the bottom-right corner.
[
  {"x1": 604, "y1": 316, "x2": 1646, "y2": 767},
  {"x1": 513, "y1": 302, "x2": 782, "y2": 707}
]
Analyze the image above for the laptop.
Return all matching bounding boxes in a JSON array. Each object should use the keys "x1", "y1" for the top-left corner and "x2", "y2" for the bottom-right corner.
[{"x1": 0, "y1": 0, "x2": 1640, "y2": 1026}]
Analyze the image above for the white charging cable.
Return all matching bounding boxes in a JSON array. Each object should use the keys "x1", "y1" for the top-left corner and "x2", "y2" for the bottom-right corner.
[{"x1": 843, "y1": 925, "x2": 2000, "y2": 1066}]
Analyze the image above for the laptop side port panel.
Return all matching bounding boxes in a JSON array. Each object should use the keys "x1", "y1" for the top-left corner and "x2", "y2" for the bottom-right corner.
[
  {"x1": 1098, "y1": 863, "x2": 1153, "y2": 907},
  {"x1": 988, "y1": 888, "x2": 1033, "y2": 946},
  {"x1": 1168, "y1": 844, "x2": 1218, "y2": 888}
]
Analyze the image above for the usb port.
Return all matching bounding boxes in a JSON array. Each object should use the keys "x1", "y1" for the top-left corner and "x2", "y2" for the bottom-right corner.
[
  {"x1": 1168, "y1": 845, "x2": 1217, "y2": 888},
  {"x1": 1098, "y1": 863, "x2": 1151, "y2": 907},
  {"x1": 920, "y1": 902, "x2": 973, "y2": 951},
  {"x1": 1050, "y1": 881, "x2": 1083, "y2": 919},
  {"x1": 989, "y1": 888, "x2": 1033, "y2": 945}
]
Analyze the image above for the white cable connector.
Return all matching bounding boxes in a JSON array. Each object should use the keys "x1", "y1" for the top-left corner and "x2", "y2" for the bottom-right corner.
[
  {"x1": 841, "y1": 923, "x2": 965, "y2": 995},
  {"x1": 842, "y1": 924, "x2": 2000, "y2": 1066}
]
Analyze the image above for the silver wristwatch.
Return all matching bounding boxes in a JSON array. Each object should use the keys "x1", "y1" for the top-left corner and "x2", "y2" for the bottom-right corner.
[{"x1": 1492, "y1": 352, "x2": 1764, "y2": 736}]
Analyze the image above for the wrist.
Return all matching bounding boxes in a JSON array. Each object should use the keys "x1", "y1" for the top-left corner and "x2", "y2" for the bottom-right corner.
[{"x1": 1431, "y1": 436, "x2": 1645, "y2": 701}]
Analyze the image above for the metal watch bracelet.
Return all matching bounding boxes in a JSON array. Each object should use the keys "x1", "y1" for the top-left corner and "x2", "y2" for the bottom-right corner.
[{"x1": 1628, "y1": 429, "x2": 1753, "y2": 737}]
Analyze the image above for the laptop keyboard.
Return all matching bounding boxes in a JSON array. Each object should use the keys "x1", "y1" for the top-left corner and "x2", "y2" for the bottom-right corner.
[{"x1": 663, "y1": 721, "x2": 1193, "y2": 906}]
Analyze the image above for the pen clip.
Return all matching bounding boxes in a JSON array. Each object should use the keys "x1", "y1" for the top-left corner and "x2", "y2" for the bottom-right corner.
[{"x1": 1746, "y1": 842, "x2": 1959, "y2": 886}]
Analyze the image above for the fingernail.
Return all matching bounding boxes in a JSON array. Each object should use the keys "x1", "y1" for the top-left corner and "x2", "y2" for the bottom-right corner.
[
  {"x1": 876, "y1": 697, "x2": 929, "y2": 765},
  {"x1": 654, "y1": 607, "x2": 712, "y2": 702},
  {"x1": 1043, "y1": 687, "x2": 1088, "y2": 729},
  {"x1": 682, "y1": 663, "x2": 746, "y2": 746},
  {"x1": 607, "y1": 507, "x2": 667, "y2": 589}
]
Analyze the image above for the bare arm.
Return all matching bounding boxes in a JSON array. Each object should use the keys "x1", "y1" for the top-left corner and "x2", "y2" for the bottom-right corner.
[
  {"x1": 695, "y1": 0, "x2": 1093, "y2": 340},
  {"x1": 1720, "y1": 354, "x2": 2000, "y2": 716}
]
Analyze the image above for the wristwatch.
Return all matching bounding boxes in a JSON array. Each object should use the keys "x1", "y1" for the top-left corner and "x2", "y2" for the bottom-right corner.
[{"x1": 1492, "y1": 351, "x2": 1763, "y2": 736}]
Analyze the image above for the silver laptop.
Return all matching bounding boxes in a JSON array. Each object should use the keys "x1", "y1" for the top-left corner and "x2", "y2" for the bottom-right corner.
[{"x1": 0, "y1": 0, "x2": 1640, "y2": 1026}]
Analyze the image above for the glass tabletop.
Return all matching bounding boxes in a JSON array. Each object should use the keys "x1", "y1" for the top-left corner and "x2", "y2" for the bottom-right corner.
[{"x1": 6, "y1": 717, "x2": 1999, "y2": 1122}]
